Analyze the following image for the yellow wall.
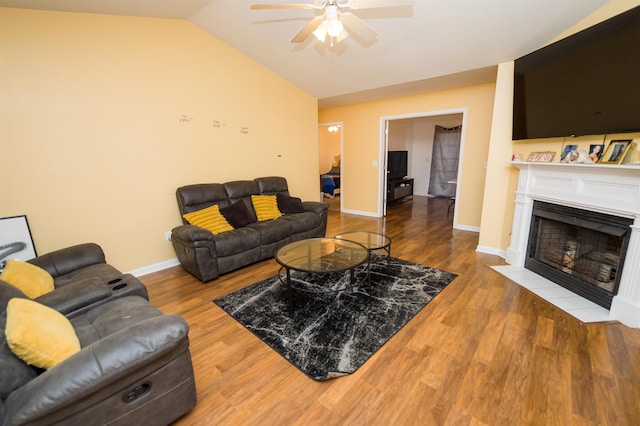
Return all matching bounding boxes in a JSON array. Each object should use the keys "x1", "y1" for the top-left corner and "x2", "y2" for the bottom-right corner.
[
  {"x1": 319, "y1": 83, "x2": 496, "y2": 227},
  {"x1": 0, "y1": 8, "x2": 319, "y2": 272}
]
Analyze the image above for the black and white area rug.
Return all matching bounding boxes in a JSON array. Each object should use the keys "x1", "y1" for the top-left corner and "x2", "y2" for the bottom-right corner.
[{"x1": 213, "y1": 255, "x2": 457, "y2": 381}]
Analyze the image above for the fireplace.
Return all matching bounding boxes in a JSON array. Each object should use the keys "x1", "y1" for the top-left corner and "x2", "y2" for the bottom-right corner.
[
  {"x1": 505, "y1": 162, "x2": 640, "y2": 328},
  {"x1": 525, "y1": 201, "x2": 632, "y2": 309}
]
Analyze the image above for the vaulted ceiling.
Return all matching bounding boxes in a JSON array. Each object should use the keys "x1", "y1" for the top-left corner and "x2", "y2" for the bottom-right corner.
[{"x1": 0, "y1": 0, "x2": 608, "y2": 107}]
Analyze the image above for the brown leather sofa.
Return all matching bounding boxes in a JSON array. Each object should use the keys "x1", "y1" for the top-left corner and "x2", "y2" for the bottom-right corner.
[
  {"x1": 172, "y1": 176, "x2": 328, "y2": 282},
  {"x1": 0, "y1": 244, "x2": 197, "y2": 425}
]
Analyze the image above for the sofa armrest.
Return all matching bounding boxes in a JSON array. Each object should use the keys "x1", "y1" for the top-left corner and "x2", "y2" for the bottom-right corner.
[
  {"x1": 171, "y1": 225, "x2": 216, "y2": 243},
  {"x1": 302, "y1": 201, "x2": 329, "y2": 216},
  {"x1": 35, "y1": 277, "x2": 111, "y2": 316},
  {"x1": 2, "y1": 315, "x2": 190, "y2": 425},
  {"x1": 28, "y1": 243, "x2": 106, "y2": 278}
]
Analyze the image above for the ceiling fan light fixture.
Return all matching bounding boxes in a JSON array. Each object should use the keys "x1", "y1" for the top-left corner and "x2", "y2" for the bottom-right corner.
[
  {"x1": 326, "y1": 16, "x2": 344, "y2": 37},
  {"x1": 313, "y1": 22, "x2": 327, "y2": 41},
  {"x1": 324, "y1": 4, "x2": 344, "y2": 38},
  {"x1": 325, "y1": 18, "x2": 344, "y2": 37}
]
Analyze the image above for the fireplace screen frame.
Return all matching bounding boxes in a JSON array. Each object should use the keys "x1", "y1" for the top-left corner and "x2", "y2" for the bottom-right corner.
[{"x1": 525, "y1": 201, "x2": 632, "y2": 309}]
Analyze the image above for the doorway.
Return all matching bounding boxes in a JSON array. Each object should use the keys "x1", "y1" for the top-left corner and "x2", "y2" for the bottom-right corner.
[
  {"x1": 379, "y1": 109, "x2": 466, "y2": 226},
  {"x1": 318, "y1": 122, "x2": 343, "y2": 211}
]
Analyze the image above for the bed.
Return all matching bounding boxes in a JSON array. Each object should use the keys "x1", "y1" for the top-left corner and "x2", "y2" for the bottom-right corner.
[{"x1": 321, "y1": 166, "x2": 340, "y2": 198}]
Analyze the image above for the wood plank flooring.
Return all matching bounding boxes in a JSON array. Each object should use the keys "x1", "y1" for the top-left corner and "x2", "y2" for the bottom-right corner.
[{"x1": 141, "y1": 196, "x2": 640, "y2": 425}]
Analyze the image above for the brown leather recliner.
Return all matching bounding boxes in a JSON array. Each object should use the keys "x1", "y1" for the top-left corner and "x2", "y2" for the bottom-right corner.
[{"x1": 0, "y1": 244, "x2": 197, "y2": 425}]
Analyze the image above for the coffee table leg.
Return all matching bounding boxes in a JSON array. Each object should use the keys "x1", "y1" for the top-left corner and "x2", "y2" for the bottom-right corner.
[{"x1": 286, "y1": 267, "x2": 293, "y2": 313}]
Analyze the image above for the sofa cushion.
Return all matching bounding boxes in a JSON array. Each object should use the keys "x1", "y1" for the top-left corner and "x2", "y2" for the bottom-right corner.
[
  {"x1": 183, "y1": 205, "x2": 234, "y2": 235},
  {"x1": 28, "y1": 243, "x2": 106, "y2": 279},
  {"x1": 5, "y1": 298, "x2": 80, "y2": 370},
  {"x1": 0, "y1": 260, "x2": 54, "y2": 299},
  {"x1": 212, "y1": 227, "x2": 261, "y2": 257},
  {"x1": 279, "y1": 212, "x2": 322, "y2": 234},
  {"x1": 71, "y1": 296, "x2": 164, "y2": 346},
  {"x1": 277, "y1": 193, "x2": 306, "y2": 214},
  {"x1": 247, "y1": 219, "x2": 294, "y2": 245},
  {"x1": 254, "y1": 176, "x2": 289, "y2": 195},
  {"x1": 176, "y1": 183, "x2": 228, "y2": 220},
  {"x1": 220, "y1": 200, "x2": 255, "y2": 228},
  {"x1": 251, "y1": 195, "x2": 282, "y2": 221}
]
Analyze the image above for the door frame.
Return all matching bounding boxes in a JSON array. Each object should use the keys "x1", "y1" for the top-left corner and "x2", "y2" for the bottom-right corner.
[{"x1": 378, "y1": 108, "x2": 468, "y2": 227}]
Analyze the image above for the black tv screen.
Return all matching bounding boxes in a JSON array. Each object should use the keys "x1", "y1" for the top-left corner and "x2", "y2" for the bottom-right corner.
[
  {"x1": 387, "y1": 150, "x2": 408, "y2": 181},
  {"x1": 513, "y1": 6, "x2": 640, "y2": 140}
]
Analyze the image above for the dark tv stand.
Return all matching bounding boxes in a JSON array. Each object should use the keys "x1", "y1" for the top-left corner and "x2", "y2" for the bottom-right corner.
[{"x1": 387, "y1": 178, "x2": 414, "y2": 204}]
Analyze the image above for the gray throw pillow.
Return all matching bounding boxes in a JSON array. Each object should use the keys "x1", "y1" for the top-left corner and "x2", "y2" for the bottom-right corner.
[
  {"x1": 277, "y1": 193, "x2": 305, "y2": 214},
  {"x1": 220, "y1": 200, "x2": 255, "y2": 228}
]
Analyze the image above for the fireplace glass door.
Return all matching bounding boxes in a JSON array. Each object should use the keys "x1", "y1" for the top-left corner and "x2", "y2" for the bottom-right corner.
[{"x1": 525, "y1": 201, "x2": 632, "y2": 309}]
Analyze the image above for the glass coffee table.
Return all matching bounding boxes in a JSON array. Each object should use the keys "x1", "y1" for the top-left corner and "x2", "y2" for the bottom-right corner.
[
  {"x1": 275, "y1": 238, "x2": 369, "y2": 311},
  {"x1": 334, "y1": 231, "x2": 392, "y2": 283}
]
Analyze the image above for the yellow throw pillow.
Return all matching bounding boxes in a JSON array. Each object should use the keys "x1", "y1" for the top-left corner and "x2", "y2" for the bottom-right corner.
[
  {"x1": 251, "y1": 195, "x2": 282, "y2": 221},
  {"x1": 0, "y1": 259, "x2": 54, "y2": 299},
  {"x1": 183, "y1": 204, "x2": 234, "y2": 235},
  {"x1": 5, "y1": 298, "x2": 81, "y2": 370}
]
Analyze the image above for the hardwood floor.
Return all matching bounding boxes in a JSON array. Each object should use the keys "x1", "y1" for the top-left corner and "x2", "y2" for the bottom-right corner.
[{"x1": 142, "y1": 196, "x2": 640, "y2": 425}]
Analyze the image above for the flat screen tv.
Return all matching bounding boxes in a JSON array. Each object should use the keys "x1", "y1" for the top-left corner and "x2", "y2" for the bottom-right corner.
[
  {"x1": 513, "y1": 6, "x2": 640, "y2": 140},
  {"x1": 387, "y1": 150, "x2": 408, "y2": 181}
]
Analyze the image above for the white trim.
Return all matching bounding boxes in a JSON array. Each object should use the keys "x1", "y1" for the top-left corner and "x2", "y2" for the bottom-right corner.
[
  {"x1": 379, "y1": 107, "x2": 468, "y2": 224},
  {"x1": 476, "y1": 245, "x2": 505, "y2": 257},
  {"x1": 340, "y1": 208, "x2": 380, "y2": 218},
  {"x1": 455, "y1": 224, "x2": 479, "y2": 233},
  {"x1": 127, "y1": 258, "x2": 180, "y2": 277},
  {"x1": 506, "y1": 162, "x2": 640, "y2": 328}
]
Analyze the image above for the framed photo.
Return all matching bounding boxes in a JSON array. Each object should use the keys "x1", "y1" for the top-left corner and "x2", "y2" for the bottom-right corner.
[
  {"x1": 589, "y1": 144, "x2": 605, "y2": 162},
  {"x1": 561, "y1": 144, "x2": 578, "y2": 161},
  {"x1": 526, "y1": 151, "x2": 556, "y2": 162},
  {"x1": 0, "y1": 215, "x2": 37, "y2": 269},
  {"x1": 600, "y1": 139, "x2": 632, "y2": 164}
]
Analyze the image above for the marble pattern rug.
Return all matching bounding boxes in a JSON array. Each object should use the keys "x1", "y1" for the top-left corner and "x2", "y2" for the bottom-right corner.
[{"x1": 213, "y1": 255, "x2": 457, "y2": 381}]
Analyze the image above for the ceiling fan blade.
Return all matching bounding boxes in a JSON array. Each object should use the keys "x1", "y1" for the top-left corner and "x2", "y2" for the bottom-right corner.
[
  {"x1": 291, "y1": 15, "x2": 325, "y2": 43},
  {"x1": 340, "y1": 12, "x2": 377, "y2": 42},
  {"x1": 250, "y1": 4, "x2": 318, "y2": 10},
  {"x1": 344, "y1": 0, "x2": 414, "y2": 9}
]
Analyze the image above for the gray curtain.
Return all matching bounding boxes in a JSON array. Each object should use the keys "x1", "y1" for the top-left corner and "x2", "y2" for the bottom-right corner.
[{"x1": 428, "y1": 125, "x2": 461, "y2": 197}]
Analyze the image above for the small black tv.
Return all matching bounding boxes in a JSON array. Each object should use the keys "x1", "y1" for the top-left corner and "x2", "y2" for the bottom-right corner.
[
  {"x1": 513, "y1": 6, "x2": 640, "y2": 140},
  {"x1": 387, "y1": 150, "x2": 408, "y2": 181}
]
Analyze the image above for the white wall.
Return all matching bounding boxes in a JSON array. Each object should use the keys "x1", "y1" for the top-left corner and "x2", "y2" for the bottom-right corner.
[{"x1": 387, "y1": 114, "x2": 463, "y2": 196}]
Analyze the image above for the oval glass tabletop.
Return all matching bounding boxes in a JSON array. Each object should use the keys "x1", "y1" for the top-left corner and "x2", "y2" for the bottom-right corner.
[
  {"x1": 275, "y1": 238, "x2": 369, "y2": 273},
  {"x1": 334, "y1": 231, "x2": 391, "y2": 252}
]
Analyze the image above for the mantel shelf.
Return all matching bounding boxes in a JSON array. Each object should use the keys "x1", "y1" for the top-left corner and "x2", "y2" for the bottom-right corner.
[{"x1": 509, "y1": 161, "x2": 640, "y2": 172}]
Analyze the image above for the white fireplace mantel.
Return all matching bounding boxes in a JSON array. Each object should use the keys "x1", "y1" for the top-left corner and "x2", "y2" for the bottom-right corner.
[{"x1": 505, "y1": 162, "x2": 640, "y2": 328}]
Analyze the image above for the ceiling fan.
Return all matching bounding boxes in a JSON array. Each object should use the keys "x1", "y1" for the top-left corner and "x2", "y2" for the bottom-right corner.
[{"x1": 251, "y1": 0, "x2": 413, "y2": 45}]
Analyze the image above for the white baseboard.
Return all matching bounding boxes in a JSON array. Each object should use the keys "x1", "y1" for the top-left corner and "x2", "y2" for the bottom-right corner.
[
  {"x1": 453, "y1": 224, "x2": 480, "y2": 232},
  {"x1": 476, "y1": 245, "x2": 506, "y2": 258},
  {"x1": 340, "y1": 208, "x2": 380, "y2": 218},
  {"x1": 127, "y1": 258, "x2": 180, "y2": 277}
]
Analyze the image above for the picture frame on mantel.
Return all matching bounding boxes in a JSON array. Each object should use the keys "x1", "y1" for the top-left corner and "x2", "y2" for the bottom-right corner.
[
  {"x1": 0, "y1": 215, "x2": 37, "y2": 269},
  {"x1": 526, "y1": 151, "x2": 556, "y2": 162},
  {"x1": 599, "y1": 139, "x2": 632, "y2": 164}
]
